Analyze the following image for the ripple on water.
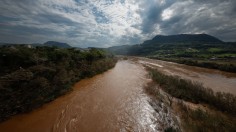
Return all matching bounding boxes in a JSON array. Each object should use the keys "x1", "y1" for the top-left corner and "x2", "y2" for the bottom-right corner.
[{"x1": 0, "y1": 60, "x2": 177, "y2": 132}]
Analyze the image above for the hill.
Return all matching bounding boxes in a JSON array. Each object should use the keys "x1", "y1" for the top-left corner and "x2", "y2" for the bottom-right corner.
[
  {"x1": 107, "y1": 34, "x2": 236, "y2": 55},
  {"x1": 108, "y1": 34, "x2": 229, "y2": 55},
  {"x1": 0, "y1": 41, "x2": 71, "y2": 48},
  {"x1": 107, "y1": 45, "x2": 132, "y2": 55},
  {"x1": 44, "y1": 41, "x2": 71, "y2": 48},
  {"x1": 108, "y1": 34, "x2": 236, "y2": 72},
  {"x1": 145, "y1": 34, "x2": 222, "y2": 44}
]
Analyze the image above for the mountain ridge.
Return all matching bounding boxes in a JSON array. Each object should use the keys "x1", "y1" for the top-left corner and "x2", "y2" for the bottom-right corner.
[
  {"x1": 44, "y1": 41, "x2": 71, "y2": 48},
  {"x1": 143, "y1": 34, "x2": 223, "y2": 45},
  {"x1": 108, "y1": 34, "x2": 235, "y2": 56}
]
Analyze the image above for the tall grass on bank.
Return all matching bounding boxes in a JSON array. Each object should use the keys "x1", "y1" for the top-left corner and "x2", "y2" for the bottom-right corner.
[
  {"x1": 177, "y1": 101, "x2": 236, "y2": 132},
  {"x1": 147, "y1": 67, "x2": 236, "y2": 115},
  {"x1": 150, "y1": 57, "x2": 236, "y2": 73}
]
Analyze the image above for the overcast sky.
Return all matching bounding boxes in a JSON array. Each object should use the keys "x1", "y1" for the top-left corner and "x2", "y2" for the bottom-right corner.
[{"x1": 0, "y1": 0, "x2": 236, "y2": 47}]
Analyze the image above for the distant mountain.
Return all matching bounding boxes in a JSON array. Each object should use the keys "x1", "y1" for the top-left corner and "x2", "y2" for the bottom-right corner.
[
  {"x1": 107, "y1": 45, "x2": 132, "y2": 55},
  {"x1": 143, "y1": 34, "x2": 223, "y2": 45},
  {"x1": 0, "y1": 41, "x2": 72, "y2": 48},
  {"x1": 0, "y1": 43, "x2": 37, "y2": 47},
  {"x1": 108, "y1": 34, "x2": 228, "y2": 55},
  {"x1": 44, "y1": 41, "x2": 71, "y2": 48},
  {"x1": 30, "y1": 43, "x2": 44, "y2": 47}
]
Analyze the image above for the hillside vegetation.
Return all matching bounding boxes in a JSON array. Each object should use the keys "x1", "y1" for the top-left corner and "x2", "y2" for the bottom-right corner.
[
  {"x1": 0, "y1": 46, "x2": 117, "y2": 121},
  {"x1": 108, "y1": 34, "x2": 236, "y2": 72},
  {"x1": 44, "y1": 41, "x2": 71, "y2": 48}
]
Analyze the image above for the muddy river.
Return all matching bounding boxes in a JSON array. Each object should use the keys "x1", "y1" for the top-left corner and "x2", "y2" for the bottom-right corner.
[
  {"x1": 0, "y1": 58, "x2": 235, "y2": 132},
  {"x1": 0, "y1": 60, "x2": 160, "y2": 132},
  {"x1": 138, "y1": 57, "x2": 236, "y2": 95}
]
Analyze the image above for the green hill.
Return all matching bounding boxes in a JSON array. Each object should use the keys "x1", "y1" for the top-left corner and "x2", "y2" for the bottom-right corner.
[{"x1": 108, "y1": 34, "x2": 236, "y2": 72}]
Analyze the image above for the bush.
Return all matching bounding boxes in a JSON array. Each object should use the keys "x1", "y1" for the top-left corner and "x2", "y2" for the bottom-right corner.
[
  {"x1": 0, "y1": 46, "x2": 117, "y2": 122},
  {"x1": 147, "y1": 67, "x2": 236, "y2": 115},
  {"x1": 177, "y1": 102, "x2": 236, "y2": 132},
  {"x1": 150, "y1": 57, "x2": 236, "y2": 73}
]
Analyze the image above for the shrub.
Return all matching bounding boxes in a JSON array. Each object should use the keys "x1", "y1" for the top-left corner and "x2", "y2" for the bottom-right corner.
[
  {"x1": 0, "y1": 46, "x2": 117, "y2": 122},
  {"x1": 150, "y1": 57, "x2": 236, "y2": 73},
  {"x1": 147, "y1": 67, "x2": 236, "y2": 115},
  {"x1": 177, "y1": 102, "x2": 236, "y2": 132}
]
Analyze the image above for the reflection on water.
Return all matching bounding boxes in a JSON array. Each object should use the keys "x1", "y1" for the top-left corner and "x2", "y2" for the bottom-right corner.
[
  {"x1": 0, "y1": 60, "x2": 163, "y2": 132},
  {"x1": 1, "y1": 58, "x2": 235, "y2": 132}
]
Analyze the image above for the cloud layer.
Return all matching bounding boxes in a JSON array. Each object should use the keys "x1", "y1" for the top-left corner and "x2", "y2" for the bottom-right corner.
[{"x1": 0, "y1": 0, "x2": 236, "y2": 47}]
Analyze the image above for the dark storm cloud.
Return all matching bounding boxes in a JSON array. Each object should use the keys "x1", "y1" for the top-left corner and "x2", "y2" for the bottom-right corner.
[
  {"x1": 0, "y1": 0, "x2": 100, "y2": 46},
  {"x1": 0, "y1": 0, "x2": 236, "y2": 47},
  {"x1": 138, "y1": 0, "x2": 175, "y2": 33},
  {"x1": 138, "y1": 0, "x2": 236, "y2": 41}
]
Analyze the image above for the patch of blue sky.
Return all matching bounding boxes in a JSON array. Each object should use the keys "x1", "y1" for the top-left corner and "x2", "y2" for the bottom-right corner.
[
  {"x1": 92, "y1": 6, "x2": 109, "y2": 24},
  {"x1": 120, "y1": 0, "x2": 125, "y2": 5},
  {"x1": 49, "y1": 4, "x2": 81, "y2": 14}
]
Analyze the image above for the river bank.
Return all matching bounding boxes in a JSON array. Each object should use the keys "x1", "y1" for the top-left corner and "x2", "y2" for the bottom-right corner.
[
  {"x1": 0, "y1": 46, "x2": 117, "y2": 122},
  {"x1": 149, "y1": 57, "x2": 236, "y2": 73},
  {"x1": 0, "y1": 60, "x2": 180, "y2": 132},
  {"x1": 1, "y1": 57, "x2": 235, "y2": 131},
  {"x1": 134, "y1": 56, "x2": 236, "y2": 131},
  {"x1": 135, "y1": 57, "x2": 236, "y2": 95}
]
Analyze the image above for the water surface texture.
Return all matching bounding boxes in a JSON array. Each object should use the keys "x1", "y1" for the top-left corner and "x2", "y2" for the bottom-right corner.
[
  {"x1": 0, "y1": 58, "x2": 235, "y2": 132},
  {"x1": 0, "y1": 60, "x2": 159, "y2": 132}
]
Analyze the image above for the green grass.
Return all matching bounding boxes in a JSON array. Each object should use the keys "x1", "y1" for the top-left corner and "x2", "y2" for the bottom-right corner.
[
  {"x1": 216, "y1": 53, "x2": 236, "y2": 58},
  {"x1": 185, "y1": 48, "x2": 199, "y2": 53},
  {"x1": 208, "y1": 48, "x2": 223, "y2": 53},
  {"x1": 196, "y1": 54, "x2": 211, "y2": 58}
]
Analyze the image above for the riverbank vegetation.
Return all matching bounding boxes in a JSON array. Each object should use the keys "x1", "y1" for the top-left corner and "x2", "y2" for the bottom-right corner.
[
  {"x1": 176, "y1": 101, "x2": 236, "y2": 132},
  {"x1": 145, "y1": 67, "x2": 236, "y2": 131},
  {"x1": 149, "y1": 57, "x2": 236, "y2": 73},
  {"x1": 108, "y1": 34, "x2": 236, "y2": 73},
  {"x1": 0, "y1": 46, "x2": 117, "y2": 122},
  {"x1": 145, "y1": 42, "x2": 236, "y2": 73}
]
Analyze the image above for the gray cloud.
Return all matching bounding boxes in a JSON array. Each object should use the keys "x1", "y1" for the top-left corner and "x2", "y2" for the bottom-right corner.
[
  {"x1": 137, "y1": 0, "x2": 236, "y2": 41},
  {"x1": 138, "y1": 0, "x2": 175, "y2": 33},
  {"x1": 0, "y1": 0, "x2": 236, "y2": 47}
]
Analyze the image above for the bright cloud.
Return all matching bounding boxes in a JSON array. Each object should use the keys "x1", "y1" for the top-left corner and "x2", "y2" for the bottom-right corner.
[
  {"x1": 0, "y1": 0, "x2": 236, "y2": 47},
  {"x1": 162, "y1": 9, "x2": 173, "y2": 20}
]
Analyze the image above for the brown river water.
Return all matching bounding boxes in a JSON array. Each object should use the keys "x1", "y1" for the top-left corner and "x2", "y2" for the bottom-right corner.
[
  {"x1": 0, "y1": 58, "x2": 235, "y2": 132},
  {"x1": 137, "y1": 57, "x2": 236, "y2": 95},
  {"x1": 0, "y1": 60, "x2": 161, "y2": 132}
]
